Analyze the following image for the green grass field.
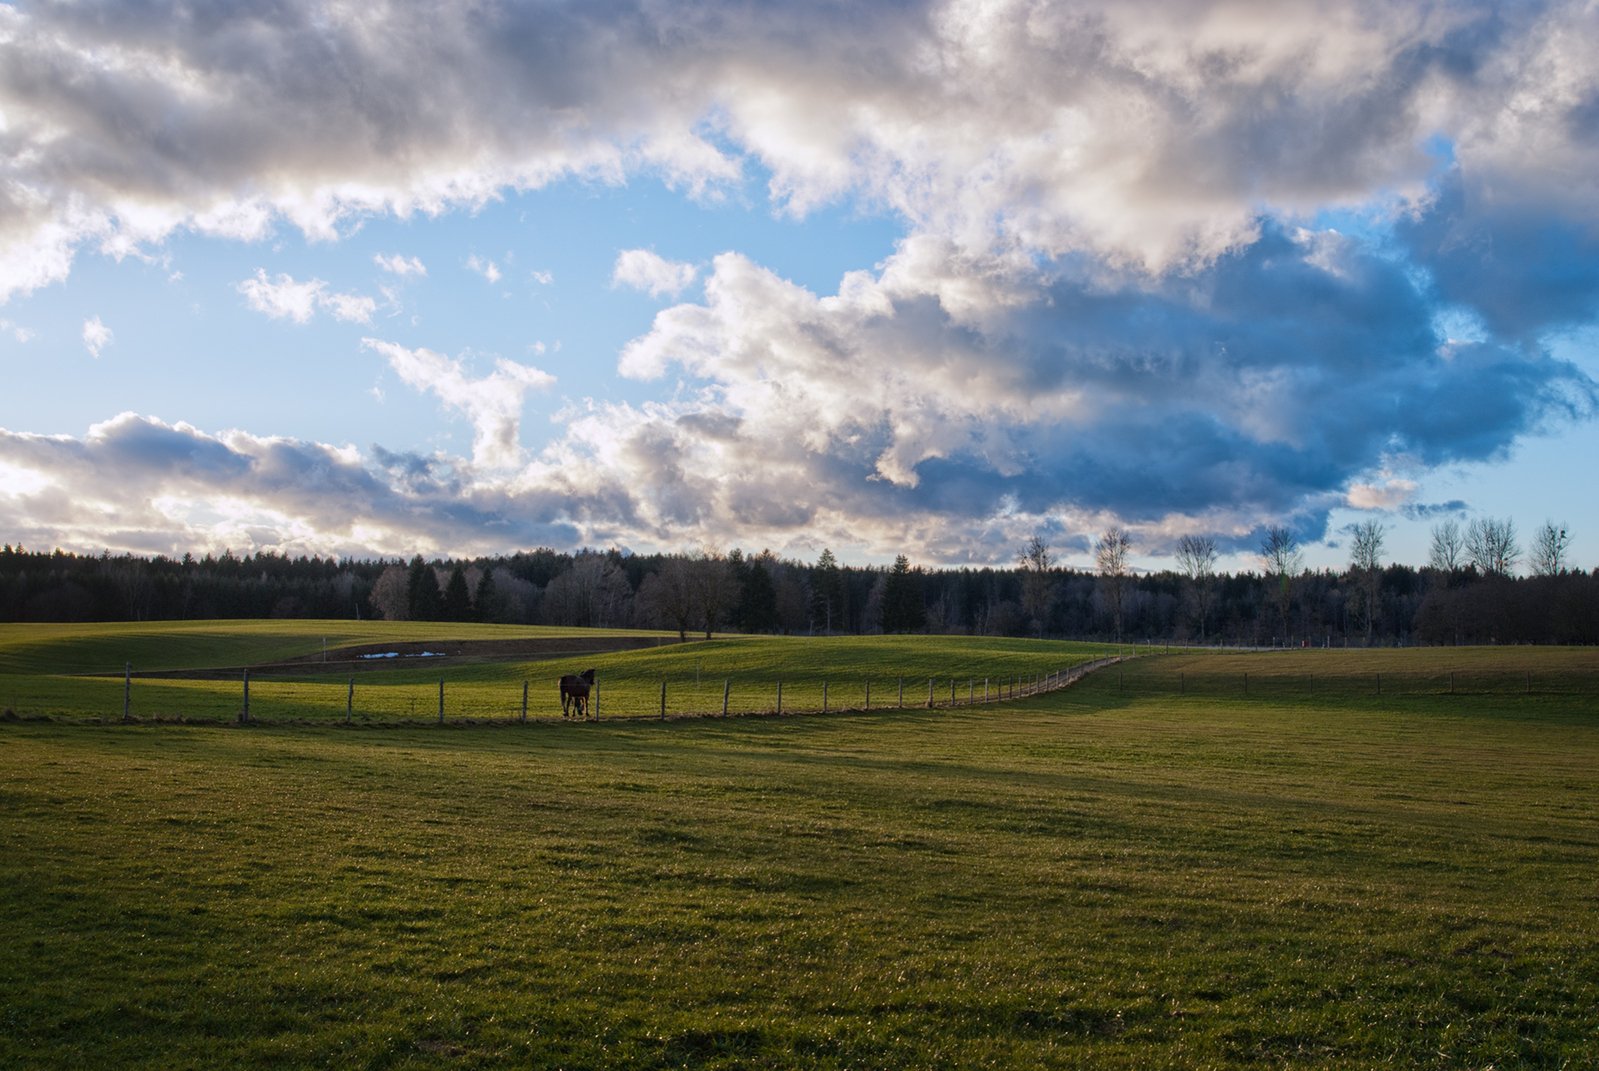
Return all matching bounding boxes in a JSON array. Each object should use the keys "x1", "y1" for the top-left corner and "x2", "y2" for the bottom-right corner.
[
  {"x1": 0, "y1": 622, "x2": 1119, "y2": 723},
  {"x1": 3, "y1": 625, "x2": 1597, "y2": 1068}
]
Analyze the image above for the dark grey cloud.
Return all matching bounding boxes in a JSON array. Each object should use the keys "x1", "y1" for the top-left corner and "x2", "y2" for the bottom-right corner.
[
  {"x1": 1403, "y1": 500, "x2": 1471, "y2": 521},
  {"x1": 1399, "y1": 170, "x2": 1599, "y2": 341}
]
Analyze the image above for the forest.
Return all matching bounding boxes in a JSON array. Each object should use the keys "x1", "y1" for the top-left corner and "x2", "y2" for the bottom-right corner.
[{"x1": 2, "y1": 525, "x2": 1594, "y2": 647}]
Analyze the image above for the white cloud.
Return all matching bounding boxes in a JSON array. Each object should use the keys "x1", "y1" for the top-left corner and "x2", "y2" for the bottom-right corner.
[
  {"x1": 1, "y1": 318, "x2": 34, "y2": 343},
  {"x1": 373, "y1": 253, "x2": 427, "y2": 277},
  {"x1": 1346, "y1": 478, "x2": 1420, "y2": 511},
  {"x1": 2, "y1": 2, "x2": 1597, "y2": 563},
  {"x1": 237, "y1": 269, "x2": 375, "y2": 324},
  {"x1": 5, "y1": 0, "x2": 1595, "y2": 301},
  {"x1": 466, "y1": 255, "x2": 502, "y2": 285},
  {"x1": 81, "y1": 316, "x2": 112, "y2": 358},
  {"x1": 612, "y1": 249, "x2": 698, "y2": 298},
  {"x1": 362, "y1": 338, "x2": 555, "y2": 469}
]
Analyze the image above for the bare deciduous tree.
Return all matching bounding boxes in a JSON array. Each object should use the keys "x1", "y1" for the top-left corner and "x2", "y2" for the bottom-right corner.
[
  {"x1": 1428, "y1": 519, "x2": 1464, "y2": 573},
  {"x1": 1259, "y1": 525, "x2": 1303, "y2": 643},
  {"x1": 1017, "y1": 533, "x2": 1056, "y2": 638},
  {"x1": 1529, "y1": 521, "x2": 1570, "y2": 577},
  {"x1": 1466, "y1": 517, "x2": 1519, "y2": 577},
  {"x1": 1349, "y1": 520, "x2": 1386, "y2": 644},
  {"x1": 691, "y1": 549, "x2": 737, "y2": 638},
  {"x1": 368, "y1": 564, "x2": 410, "y2": 620},
  {"x1": 1094, "y1": 526, "x2": 1133, "y2": 643},
  {"x1": 637, "y1": 557, "x2": 697, "y2": 639},
  {"x1": 1175, "y1": 534, "x2": 1218, "y2": 644}
]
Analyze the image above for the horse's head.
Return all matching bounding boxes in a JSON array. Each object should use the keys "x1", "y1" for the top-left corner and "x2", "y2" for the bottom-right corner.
[{"x1": 580, "y1": 668, "x2": 596, "y2": 683}]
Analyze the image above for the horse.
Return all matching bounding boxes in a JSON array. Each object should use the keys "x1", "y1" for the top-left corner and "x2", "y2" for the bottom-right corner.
[{"x1": 559, "y1": 668, "x2": 596, "y2": 717}]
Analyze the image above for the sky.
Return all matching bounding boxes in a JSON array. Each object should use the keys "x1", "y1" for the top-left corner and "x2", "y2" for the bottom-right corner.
[{"x1": 1, "y1": 0, "x2": 1597, "y2": 575}]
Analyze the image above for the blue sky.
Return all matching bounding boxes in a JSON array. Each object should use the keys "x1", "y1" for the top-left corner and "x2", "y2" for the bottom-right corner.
[{"x1": 1, "y1": 1, "x2": 1596, "y2": 575}]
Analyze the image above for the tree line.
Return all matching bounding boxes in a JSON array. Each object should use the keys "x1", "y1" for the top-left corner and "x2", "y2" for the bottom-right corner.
[{"x1": 1, "y1": 518, "x2": 1594, "y2": 645}]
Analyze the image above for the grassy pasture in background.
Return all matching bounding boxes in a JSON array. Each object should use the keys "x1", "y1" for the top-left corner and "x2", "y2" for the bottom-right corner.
[
  {"x1": 2, "y1": 629, "x2": 1598, "y2": 1068},
  {"x1": 0, "y1": 622, "x2": 1120, "y2": 723}
]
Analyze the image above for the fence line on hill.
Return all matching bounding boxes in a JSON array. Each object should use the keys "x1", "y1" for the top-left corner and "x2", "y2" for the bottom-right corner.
[{"x1": 68, "y1": 655, "x2": 1133, "y2": 726}]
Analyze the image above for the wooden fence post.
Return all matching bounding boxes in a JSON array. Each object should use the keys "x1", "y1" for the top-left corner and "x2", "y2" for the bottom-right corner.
[
  {"x1": 521, "y1": 680, "x2": 528, "y2": 722},
  {"x1": 348, "y1": 678, "x2": 355, "y2": 724},
  {"x1": 950, "y1": 679, "x2": 956, "y2": 705},
  {"x1": 968, "y1": 679, "x2": 973, "y2": 704},
  {"x1": 438, "y1": 678, "x2": 444, "y2": 724},
  {"x1": 927, "y1": 677, "x2": 934, "y2": 708},
  {"x1": 240, "y1": 670, "x2": 250, "y2": 724},
  {"x1": 898, "y1": 677, "x2": 904, "y2": 708},
  {"x1": 864, "y1": 679, "x2": 871, "y2": 710},
  {"x1": 123, "y1": 662, "x2": 131, "y2": 723},
  {"x1": 722, "y1": 679, "x2": 730, "y2": 716},
  {"x1": 592, "y1": 683, "x2": 600, "y2": 720},
  {"x1": 984, "y1": 678, "x2": 989, "y2": 702},
  {"x1": 823, "y1": 681, "x2": 828, "y2": 713},
  {"x1": 660, "y1": 679, "x2": 667, "y2": 720},
  {"x1": 776, "y1": 681, "x2": 782, "y2": 714}
]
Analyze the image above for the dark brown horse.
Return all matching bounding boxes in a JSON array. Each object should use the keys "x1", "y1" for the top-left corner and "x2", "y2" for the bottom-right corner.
[{"x1": 559, "y1": 668, "x2": 596, "y2": 717}]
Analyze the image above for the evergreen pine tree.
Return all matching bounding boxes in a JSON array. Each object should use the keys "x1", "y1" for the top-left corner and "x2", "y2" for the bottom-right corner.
[
  {"x1": 442, "y1": 563, "x2": 472, "y2": 622},
  {"x1": 882, "y1": 554, "x2": 926, "y2": 632},
  {"x1": 473, "y1": 567, "x2": 499, "y2": 622},
  {"x1": 406, "y1": 555, "x2": 442, "y2": 621}
]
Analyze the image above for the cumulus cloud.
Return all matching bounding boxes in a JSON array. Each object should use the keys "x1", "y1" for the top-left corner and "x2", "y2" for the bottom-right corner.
[
  {"x1": 612, "y1": 249, "x2": 698, "y2": 298},
  {"x1": 5, "y1": 1, "x2": 1597, "y2": 295},
  {"x1": 0, "y1": 413, "x2": 580, "y2": 559},
  {"x1": 362, "y1": 339, "x2": 555, "y2": 469},
  {"x1": 2, "y1": 318, "x2": 35, "y2": 343},
  {"x1": 374, "y1": 253, "x2": 427, "y2": 277},
  {"x1": 465, "y1": 255, "x2": 502, "y2": 285},
  {"x1": 81, "y1": 316, "x2": 112, "y2": 358},
  {"x1": 2, "y1": 1, "x2": 1598, "y2": 560},
  {"x1": 237, "y1": 269, "x2": 375, "y2": 324}
]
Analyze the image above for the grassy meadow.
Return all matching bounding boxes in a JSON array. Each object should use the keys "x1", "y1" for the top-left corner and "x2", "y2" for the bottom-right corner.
[
  {"x1": 2, "y1": 624, "x2": 1597, "y2": 1068},
  {"x1": 0, "y1": 621, "x2": 1117, "y2": 723}
]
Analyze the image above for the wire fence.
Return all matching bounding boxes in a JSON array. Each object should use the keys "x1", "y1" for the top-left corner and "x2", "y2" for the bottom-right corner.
[{"x1": 8, "y1": 656, "x2": 1130, "y2": 725}]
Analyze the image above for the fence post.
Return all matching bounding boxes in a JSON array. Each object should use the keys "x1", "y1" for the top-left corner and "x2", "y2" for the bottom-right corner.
[
  {"x1": 592, "y1": 683, "x2": 600, "y2": 720},
  {"x1": 927, "y1": 678, "x2": 934, "y2": 708},
  {"x1": 521, "y1": 680, "x2": 528, "y2": 722},
  {"x1": 123, "y1": 662, "x2": 131, "y2": 723},
  {"x1": 823, "y1": 681, "x2": 828, "y2": 713},
  {"x1": 984, "y1": 678, "x2": 989, "y2": 703},
  {"x1": 348, "y1": 678, "x2": 355, "y2": 724},
  {"x1": 438, "y1": 678, "x2": 444, "y2": 724},
  {"x1": 240, "y1": 670, "x2": 250, "y2": 724},
  {"x1": 660, "y1": 679, "x2": 667, "y2": 720},
  {"x1": 776, "y1": 681, "x2": 782, "y2": 714},
  {"x1": 950, "y1": 679, "x2": 956, "y2": 705},
  {"x1": 898, "y1": 677, "x2": 904, "y2": 708},
  {"x1": 865, "y1": 679, "x2": 871, "y2": 710},
  {"x1": 968, "y1": 679, "x2": 974, "y2": 704},
  {"x1": 1449, "y1": 671, "x2": 1454, "y2": 695},
  {"x1": 722, "y1": 679, "x2": 730, "y2": 716}
]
